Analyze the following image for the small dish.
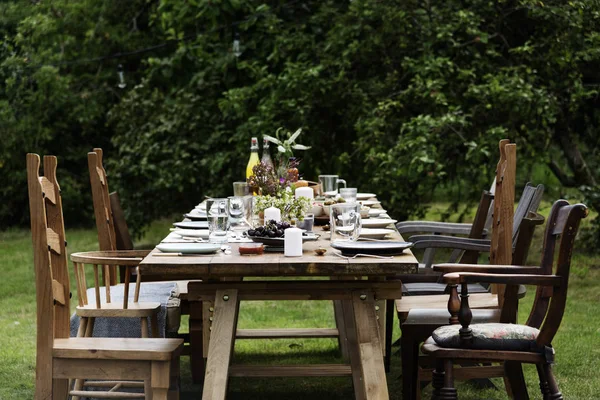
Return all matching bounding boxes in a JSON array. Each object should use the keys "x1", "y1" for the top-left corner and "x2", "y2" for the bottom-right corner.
[
  {"x1": 359, "y1": 200, "x2": 381, "y2": 207},
  {"x1": 314, "y1": 247, "x2": 327, "y2": 256},
  {"x1": 239, "y1": 243, "x2": 264, "y2": 255},
  {"x1": 359, "y1": 228, "x2": 395, "y2": 240}
]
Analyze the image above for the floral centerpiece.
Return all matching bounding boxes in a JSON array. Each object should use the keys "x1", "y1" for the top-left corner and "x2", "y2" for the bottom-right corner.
[{"x1": 247, "y1": 127, "x2": 311, "y2": 222}]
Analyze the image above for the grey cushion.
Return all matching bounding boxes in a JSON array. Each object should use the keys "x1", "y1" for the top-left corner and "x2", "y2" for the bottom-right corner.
[
  {"x1": 402, "y1": 282, "x2": 489, "y2": 296},
  {"x1": 404, "y1": 308, "x2": 501, "y2": 326},
  {"x1": 432, "y1": 323, "x2": 540, "y2": 351}
]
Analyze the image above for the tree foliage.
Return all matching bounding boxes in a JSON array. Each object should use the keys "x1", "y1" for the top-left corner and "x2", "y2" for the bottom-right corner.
[{"x1": 2, "y1": 0, "x2": 599, "y2": 239}]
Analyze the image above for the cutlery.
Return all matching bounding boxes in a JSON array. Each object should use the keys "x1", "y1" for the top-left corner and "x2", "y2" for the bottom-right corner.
[{"x1": 333, "y1": 251, "x2": 394, "y2": 260}]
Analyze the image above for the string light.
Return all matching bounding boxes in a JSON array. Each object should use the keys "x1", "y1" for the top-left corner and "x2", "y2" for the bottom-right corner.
[
  {"x1": 20, "y1": 0, "x2": 301, "y2": 71},
  {"x1": 117, "y1": 64, "x2": 126, "y2": 89},
  {"x1": 233, "y1": 31, "x2": 242, "y2": 58}
]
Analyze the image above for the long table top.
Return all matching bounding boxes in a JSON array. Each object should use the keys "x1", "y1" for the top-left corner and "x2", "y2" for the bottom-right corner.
[{"x1": 139, "y1": 226, "x2": 418, "y2": 279}]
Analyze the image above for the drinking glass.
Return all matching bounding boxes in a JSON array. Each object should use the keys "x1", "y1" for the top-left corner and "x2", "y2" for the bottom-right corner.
[
  {"x1": 296, "y1": 213, "x2": 314, "y2": 232},
  {"x1": 339, "y1": 188, "x2": 358, "y2": 203},
  {"x1": 318, "y1": 175, "x2": 346, "y2": 196},
  {"x1": 233, "y1": 182, "x2": 250, "y2": 196},
  {"x1": 228, "y1": 195, "x2": 253, "y2": 232},
  {"x1": 330, "y1": 203, "x2": 361, "y2": 243},
  {"x1": 207, "y1": 198, "x2": 229, "y2": 243}
]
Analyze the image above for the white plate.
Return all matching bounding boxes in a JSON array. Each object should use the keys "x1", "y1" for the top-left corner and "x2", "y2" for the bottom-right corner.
[
  {"x1": 359, "y1": 228, "x2": 395, "y2": 239},
  {"x1": 156, "y1": 243, "x2": 221, "y2": 254},
  {"x1": 361, "y1": 218, "x2": 397, "y2": 228},
  {"x1": 172, "y1": 229, "x2": 209, "y2": 239},
  {"x1": 174, "y1": 221, "x2": 209, "y2": 229},
  {"x1": 368, "y1": 208, "x2": 387, "y2": 217},
  {"x1": 357, "y1": 193, "x2": 377, "y2": 200},
  {"x1": 359, "y1": 200, "x2": 381, "y2": 207}
]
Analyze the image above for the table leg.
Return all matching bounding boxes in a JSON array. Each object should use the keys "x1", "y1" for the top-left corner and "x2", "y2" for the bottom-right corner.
[
  {"x1": 352, "y1": 291, "x2": 390, "y2": 400},
  {"x1": 189, "y1": 301, "x2": 205, "y2": 384},
  {"x1": 202, "y1": 289, "x2": 239, "y2": 400},
  {"x1": 331, "y1": 276, "x2": 349, "y2": 360},
  {"x1": 341, "y1": 298, "x2": 367, "y2": 400}
]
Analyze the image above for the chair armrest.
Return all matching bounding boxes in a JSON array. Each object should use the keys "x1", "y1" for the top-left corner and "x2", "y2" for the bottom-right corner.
[
  {"x1": 70, "y1": 250, "x2": 150, "y2": 266},
  {"x1": 433, "y1": 263, "x2": 543, "y2": 274},
  {"x1": 409, "y1": 235, "x2": 491, "y2": 253},
  {"x1": 442, "y1": 272, "x2": 562, "y2": 287},
  {"x1": 396, "y1": 221, "x2": 474, "y2": 235}
]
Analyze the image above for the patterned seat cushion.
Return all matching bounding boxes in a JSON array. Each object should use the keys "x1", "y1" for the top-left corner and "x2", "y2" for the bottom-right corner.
[{"x1": 432, "y1": 323, "x2": 540, "y2": 352}]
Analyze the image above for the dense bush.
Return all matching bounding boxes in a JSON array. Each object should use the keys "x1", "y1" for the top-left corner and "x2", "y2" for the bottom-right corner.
[{"x1": 2, "y1": 0, "x2": 599, "y2": 237}]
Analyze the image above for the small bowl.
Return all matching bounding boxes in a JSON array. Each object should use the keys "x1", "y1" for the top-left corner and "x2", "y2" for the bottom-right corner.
[
  {"x1": 359, "y1": 207, "x2": 370, "y2": 219},
  {"x1": 310, "y1": 204, "x2": 323, "y2": 217},
  {"x1": 314, "y1": 247, "x2": 327, "y2": 256},
  {"x1": 322, "y1": 224, "x2": 331, "y2": 231}
]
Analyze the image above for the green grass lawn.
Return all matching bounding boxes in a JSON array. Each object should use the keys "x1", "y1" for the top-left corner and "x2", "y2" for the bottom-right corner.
[{"x1": 0, "y1": 202, "x2": 599, "y2": 399}]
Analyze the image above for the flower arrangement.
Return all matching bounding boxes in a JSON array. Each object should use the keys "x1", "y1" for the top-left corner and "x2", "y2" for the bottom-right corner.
[{"x1": 247, "y1": 127, "x2": 311, "y2": 222}]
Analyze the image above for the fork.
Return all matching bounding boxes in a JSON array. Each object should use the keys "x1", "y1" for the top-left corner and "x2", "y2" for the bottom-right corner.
[{"x1": 333, "y1": 251, "x2": 394, "y2": 260}]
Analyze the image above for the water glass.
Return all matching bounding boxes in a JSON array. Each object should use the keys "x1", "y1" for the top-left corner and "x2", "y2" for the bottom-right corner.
[
  {"x1": 296, "y1": 213, "x2": 314, "y2": 232},
  {"x1": 207, "y1": 198, "x2": 229, "y2": 243},
  {"x1": 339, "y1": 188, "x2": 358, "y2": 203},
  {"x1": 228, "y1": 195, "x2": 253, "y2": 232},
  {"x1": 330, "y1": 203, "x2": 361, "y2": 243},
  {"x1": 233, "y1": 182, "x2": 250, "y2": 196}
]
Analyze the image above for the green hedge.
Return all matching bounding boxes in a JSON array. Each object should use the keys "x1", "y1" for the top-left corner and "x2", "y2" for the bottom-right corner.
[{"x1": 2, "y1": 0, "x2": 599, "y2": 239}]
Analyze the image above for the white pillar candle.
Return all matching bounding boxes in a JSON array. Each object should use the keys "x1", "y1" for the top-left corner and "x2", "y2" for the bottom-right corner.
[
  {"x1": 264, "y1": 206, "x2": 281, "y2": 223},
  {"x1": 295, "y1": 186, "x2": 314, "y2": 200},
  {"x1": 284, "y1": 227, "x2": 303, "y2": 257}
]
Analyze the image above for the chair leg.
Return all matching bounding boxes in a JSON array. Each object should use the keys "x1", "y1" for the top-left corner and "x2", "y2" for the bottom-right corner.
[
  {"x1": 542, "y1": 363, "x2": 563, "y2": 400},
  {"x1": 141, "y1": 317, "x2": 149, "y2": 338},
  {"x1": 504, "y1": 361, "x2": 529, "y2": 399},
  {"x1": 401, "y1": 331, "x2": 419, "y2": 400},
  {"x1": 72, "y1": 317, "x2": 89, "y2": 400},
  {"x1": 439, "y1": 359, "x2": 457, "y2": 400},
  {"x1": 151, "y1": 314, "x2": 160, "y2": 338},
  {"x1": 150, "y1": 360, "x2": 172, "y2": 400},
  {"x1": 536, "y1": 363, "x2": 550, "y2": 400},
  {"x1": 52, "y1": 378, "x2": 70, "y2": 400},
  {"x1": 431, "y1": 359, "x2": 444, "y2": 400}
]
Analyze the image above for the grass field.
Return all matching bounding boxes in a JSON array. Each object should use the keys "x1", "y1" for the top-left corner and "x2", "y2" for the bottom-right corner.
[{"x1": 0, "y1": 202, "x2": 598, "y2": 399}]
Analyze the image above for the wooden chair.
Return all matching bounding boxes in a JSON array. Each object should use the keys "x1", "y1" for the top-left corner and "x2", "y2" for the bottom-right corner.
[
  {"x1": 397, "y1": 140, "x2": 527, "y2": 398},
  {"x1": 422, "y1": 200, "x2": 588, "y2": 399},
  {"x1": 26, "y1": 153, "x2": 183, "y2": 400},
  {"x1": 400, "y1": 211, "x2": 544, "y2": 399}
]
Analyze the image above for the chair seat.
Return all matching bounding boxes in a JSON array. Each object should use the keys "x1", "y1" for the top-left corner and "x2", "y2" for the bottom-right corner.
[
  {"x1": 53, "y1": 338, "x2": 183, "y2": 361},
  {"x1": 403, "y1": 308, "x2": 501, "y2": 327},
  {"x1": 402, "y1": 282, "x2": 489, "y2": 296},
  {"x1": 76, "y1": 302, "x2": 161, "y2": 318},
  {"x1": 432, "y1": 323, "x2": 540, "y2": 352}
]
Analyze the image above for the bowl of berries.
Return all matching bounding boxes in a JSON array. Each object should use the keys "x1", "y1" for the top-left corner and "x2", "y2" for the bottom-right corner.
[{"x1": 246, "y1": 220, "x2": 320, "y2": 246}]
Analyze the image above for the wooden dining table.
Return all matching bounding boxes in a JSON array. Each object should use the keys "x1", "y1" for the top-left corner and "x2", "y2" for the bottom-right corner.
[{"x1": 139, "y1": 212, "x2": 418, "y2": 400}]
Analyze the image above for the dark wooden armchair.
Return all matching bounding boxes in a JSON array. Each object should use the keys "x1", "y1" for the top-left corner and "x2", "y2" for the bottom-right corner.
[{"x1": 422, "y1": 200, "x2": 588, "y2": 400}]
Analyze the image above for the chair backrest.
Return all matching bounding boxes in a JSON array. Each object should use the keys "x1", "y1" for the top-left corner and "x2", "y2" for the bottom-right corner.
[
  {"x1": 88, "y1": 148, "x2": 119, "y2": 284},
  {"x1": 528, "y1": 201, "x2": 588, "y2": 347},
  {"x1": 110, "y1": 191, "x2": 134, "y2": 251},
  {"x1": 27, "y1": 154, "x2": 71, "y2": 398}
]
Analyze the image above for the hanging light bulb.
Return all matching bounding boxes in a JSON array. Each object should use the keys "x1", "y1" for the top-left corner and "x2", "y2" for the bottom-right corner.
[
  {"x1": 117, "y1": 64, "x2": 126, "y2": 89},
  {"x1": 232, "y1": 31, "x2": 242, "y2": 58}
]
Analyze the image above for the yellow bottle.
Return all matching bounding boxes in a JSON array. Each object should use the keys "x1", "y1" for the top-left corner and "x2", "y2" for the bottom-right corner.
[{"x1": 246, "y1": 137, "x2": 260, "y2": 179}]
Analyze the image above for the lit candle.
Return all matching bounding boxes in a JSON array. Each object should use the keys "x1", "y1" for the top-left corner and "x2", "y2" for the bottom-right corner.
[
  {"x1": 264, "y1": 206, "x2": 281, "y2": 223},
  {"x1": 284, "y1": 227, "x2": 303, "y2": 257},
  {"x1": 295, "y1": 186, "x2": 314, "y2": 200}
]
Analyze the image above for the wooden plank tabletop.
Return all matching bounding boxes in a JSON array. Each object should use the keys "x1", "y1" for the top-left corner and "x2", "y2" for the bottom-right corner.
[{"x1": 139, "y1": 226, "x2": 418, "y2": 279}]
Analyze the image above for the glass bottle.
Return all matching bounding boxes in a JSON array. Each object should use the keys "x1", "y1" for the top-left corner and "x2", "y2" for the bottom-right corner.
[
  {"x1": 246, "y1": 137, "x2": 260, "y2": 179},
  {"x1": 261, "y1": 137, "x2": 274, "y2": 169}
]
